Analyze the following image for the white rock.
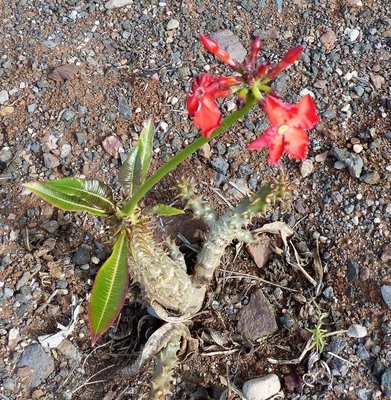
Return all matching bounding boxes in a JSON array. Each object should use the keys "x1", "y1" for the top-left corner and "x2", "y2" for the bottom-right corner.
[
  {"x1": 300, "y1": 159, "x2": 314, "y2": 178},
  {"x1": 348, "y1": 28, "x2": 360, "y2": 42},
  {"x1": 61, "y1": 144, "x2": 72, "y2": 158},
  {"x1": 160, "y1": 121, "x2": 168, "y2": 132},
  {"x1": 347, "y1": 324, "x2": 367, "y2": 338},
  {"x1": 299, "y1": 88, "x2": 315, "y2": 98},
  {"x1": 353, "y1": 144, "x2": 363, "y2": 153},
  {"x1": 104, "y1": 0, "x2": 132, "y2": 9},
  {"x1": 243, "y1": 374, "x2": 281, "y2": 400},
  {"x1": 8, "y1": 328, "x2": 20, "y2": 349},
  {"x1": 166, "y1": 19, "x2": 180, "y2": 30},
  {"x1": 0, "y1": 90, "x2": 9, "y2": 105}
]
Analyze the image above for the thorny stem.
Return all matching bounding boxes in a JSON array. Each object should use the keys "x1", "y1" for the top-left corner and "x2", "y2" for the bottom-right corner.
[{"x1": 118, "y1": 95, "x2": 257, "y2": 217}]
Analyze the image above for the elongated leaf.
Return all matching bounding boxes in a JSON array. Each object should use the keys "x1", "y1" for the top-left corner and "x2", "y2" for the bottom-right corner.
[
  {"x1": 24, "y1": 178, "x2": 115, "y2": 216},
  {"x1": 119, "y1": 119, "x2": 154, "y2": 194},
  {"x1": 149, "y1": 204, "x2": 185, "y2": 217},
  {"x1": 89, "y1": 230, "x2": 129, "y2": 345}
]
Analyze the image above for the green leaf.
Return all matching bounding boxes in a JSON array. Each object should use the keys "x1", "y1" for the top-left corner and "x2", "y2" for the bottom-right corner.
[
  {"x1": 89, "y1": 230, "x2": 129, "y2": 345},
  {"x1": 149, "y1": 204, "x2": 185, "y2": 217},
  {"x1": 24, "y1": 178, "x2": 116, "y2": 216},
  {"x1": 118, "y1": 119, "x2": 154, "y2": 194}
]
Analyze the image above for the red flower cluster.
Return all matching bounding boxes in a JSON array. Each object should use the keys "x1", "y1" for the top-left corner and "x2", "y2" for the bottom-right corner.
[{"x1": 187, "y1": 34, "x2": 319, "y2": 164}]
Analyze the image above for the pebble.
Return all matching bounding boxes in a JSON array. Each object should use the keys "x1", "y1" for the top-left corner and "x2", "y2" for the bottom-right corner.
[
  {"x1": 0, "y1": 90, "x2": 9, "y2": 104},
  {"x1": 0, "y1": 147, "x2": 12, "y2": 162},
  {"x1": 166, "y1": 19, "x2": 180, "y2": 30},
  {"x1": 72, "y1": 247, "x2": 91, "y2": 265},
  {"x1": 356, "y1": 344, "x2": 370, "y2": 360},
  {"x1": 381, "y1": 286, "x2": 391, "y2": 310},
  {"x1": 210, "y1": 156, "x2": 229, "y2": 175},
  {"x1": 354, "y1": 86, "x2": 365, "y2": 97},
  {"x1": 242, "y1": 374, "x2": 281, "y2": 400},
  {"x1": 237, "y1": 289, "x2": 278, "y2": 340},
  {"x1": 40, "y1": 220, "x2": 60, "y2": 233},
  {"x1": 118, "y1": 96, "x2": 132, "y2": 119},
  {"x1": 381, "y1": 244, "x2": 391, "y2": 262},
  {"x1": 210, "y1": 30, "x2": 247, "y2": 63},
  {"x1": 8, "y1": 328, "x2": 20, "y2": 349},
  {"x1": 361, "y1": 172, "x2": 380, "y2": 185},
  {"x1": 346, "y1": 260, "x2": 359, "y2": 282},
  {"x1": 16, "y1": 344, "x2": 55, "y2": 388},
  {"x1": 43, "y1": 153, "x2": 60, "y2": 169},
  {"x1": 27, "y1": 103, "x2": 36, "y2": 113},
  {"x1": 61, "y1": 144, "x2": 72, "y2": 158},
  {"x1": 300, "y1": 159, "x2": 314, "y2": 178},
  {"x1": 199, "y1": 143, "x2": 211, "y2": 160},
  {"x1": 347, "y1": 28, "x2": 360, "y2": 42},
  {"x1": 320, "y1": 29, "x2": 337, "y2": 50},
  {"x1": 382, "y1": 369, "x2": 391, "y2": 397},
  {"x1": 352, "y1": 144, "x2": 363, "y2": 153},
  {"x1": 104, "y1": 0, "x2": 132, "y2": 9},
  {"x1": 347, "y1": 324, "x2": 367, "y2": 338},
  {"x1": 332, "y1": 147, "x2": 363, "y2": 178},
  {"x1": 370, "y1": 74, "x2": 385, "y2": 90}
]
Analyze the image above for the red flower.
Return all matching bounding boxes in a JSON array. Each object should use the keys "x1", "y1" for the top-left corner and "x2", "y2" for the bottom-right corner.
[
  {"x1": 187, "y1": 74, "x2": 233, "y2": 138},
  {"x1": 200, "y1": 34, "x2": 239, "y2": 69},
  {"x1": 268, "y1": 46, "x2": 303, "y2": 79},
  {"x1": 248, "y1": 94, "x2": 319, "y2": 165}
]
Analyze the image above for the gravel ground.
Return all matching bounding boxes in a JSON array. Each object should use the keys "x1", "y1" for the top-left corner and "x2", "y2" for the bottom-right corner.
[{"x1": 0, "y1": 0, "x2": 390, "y2": 399}]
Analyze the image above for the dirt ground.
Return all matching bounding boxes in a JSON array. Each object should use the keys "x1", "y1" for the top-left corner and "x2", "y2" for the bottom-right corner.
[{"x1": 0, "y1": 0, "x2": 390, "y2": 399}]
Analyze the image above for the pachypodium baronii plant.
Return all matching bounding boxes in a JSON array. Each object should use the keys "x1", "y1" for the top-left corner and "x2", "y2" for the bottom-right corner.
[{"x1": 23, "y1": 34, "x2": 319, "y2": 347}]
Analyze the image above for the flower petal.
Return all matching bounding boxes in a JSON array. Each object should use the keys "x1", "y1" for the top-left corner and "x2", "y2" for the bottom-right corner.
[
  {"x1": 193, "y1": 97, "x2": 222, "y2": 138},
  {"x1": 268, "y1": 133, "x2": 285, "y2": 165},
  {"x1": 264, "y1": 95, "x2": 296, "y2": 127},
  {"x1": 284, "y1": 127, "x2": 309, "y2": 160},
  {"x1": 186, "y1": 94, "x2": 199, "y2": 116},
  {"x1": 200, "y1": 34, "x2": 238, "y2": 69},
  {"x1": 247, "y1": 127, "x2": 276, "y2": 150},
  {"x1": 294, "y1": 94, "x2": 320, "y2": 129}
]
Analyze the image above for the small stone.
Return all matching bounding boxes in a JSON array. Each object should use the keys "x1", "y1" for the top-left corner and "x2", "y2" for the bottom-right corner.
[
  {"x1": 294, "y1": 199, "x2": 306, "y2": 214},
  {"x1": 352, "y1": 144, "x2": 363, "y2": 153},
  {"x1": 43, "y1": 153, "x2": 60, "y2": 169},
  {"x1": 16, "y1": 344, "x2": 54, "y2": 388},
  {"x1": 199, "y1": 143, "x2": 211, "y2": 160},
  {"x1": 104, "y1": 0, "x2": 132, "y2": 9},
  {"x1": 381, "y1": 286, "x2": 391, "y2": 310},
  {"x1": 243, "y1": 374, "x2": 281, "y2": 400},
  {"x1": 315, "y1": 151, "x2": 328, "y2": 163},
  {"x1": 40, "y1": 220, "x2": 60, "y2": 233},
  {"x1": 370, "y1": 74, "x2": 385, "y2": 90},
  {"x1": 60, "y1": 144, "x2": 72, "y2": 158},
  {"x1": 356, "y1": 344, "x2": 370, "y2": 360},
  {"x1": 210, "y1": 30, "x2": 247, "y2": 63},
  {"x1": 320, "y1": 29, "x2": 337, "y2": 50},
  {"x1": 381, "y1": 368, "x2": 391, "y2": 397},
  {"x1": 332, "y1": 147, "x2": 363, "y2": 178},
  {"x1": 118, "y1": 96, "x2": 132, "y2": 119},
  {"x1": 247, "y1": 238, "x2": 272, "y2": 269},
  {"x1": 210, "y1": 156, "x2": 229, "y2": 175},
  {"x1": 32, "y1": 389, "x2": 44, "y2": 399},
  {"x1": 8, "y1": 328, "x2": 20, "y2": 349},
  {"x1": 361, "y1": 172, "x2": 380, "y2": 185},
  {"x1": 238, "y1": 289, "x2": 278, "y2": 340},
  {"x1": 300, "y1": 159, "x2": 314, "y2": 178},
  {"x1": 166, "y1": 19, "x2": 180, "y2": 30},
  {"x1": 0, "y1": 146, "x2": 12, "y2": 162},
  {"x1": 27, "y1": 104, "x2": 36, "y2": 113},
  {"x1": 72, "y1": 247, "x2": 91, "y2": 265},
  {"x1": 381, "y1": 244, "x2": 391, "y2": 262},
  {"x1": 347, "y1": 324, "x2": 367, "y2": 338},
  {"x1": 347, "y1": 28, "x2": 360, "y2": 42},
  {"x1": 0, "y1": 90, "x2": 9, "y2": 105},
  {"x1": 346, "y1": 260, "x2": 359, "y2": 282},
  {"x1": 354, "y1": 86, "x2": 365, "y2": 97},
  {"x1": 102, "y1": 136, "x2": 122, "y2": 159}
]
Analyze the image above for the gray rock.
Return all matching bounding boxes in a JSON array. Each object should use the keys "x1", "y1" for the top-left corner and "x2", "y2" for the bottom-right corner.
[
  {"x1": 357, "y1": 389, "x2": 373, "y2": 400},
  {"x1": 332, "y1": 147, "x2": 363, "y2": 178},
  {"x1": 16, "y1": 344, "x2": 54, "y2": 388},
  {"x1": 243, "y1": 374, "x2": 281, "y2": 400},
  {"x1": 381, "y1": 285, "x2": 391, "y2": 310},
  {"x1": 210, "y1": 30, "x2": 247, "y2": 63},
  {"x1": 385, "y1": 132, "x2": 391, "y2": 141},
  {"x1": 166, "y1": 19, "x2": 179, "y2": 30},
  {"x1": 72, "y1": 247, "x2": 91, "y2": 265},
  {"x1": 61, "y1": 109, "x2": 76, "y2": 122},
  {"x1": 354, "y1": 86, "x2": 365, "y2": 97},
  {"x1": 118, "y1": 96, "x2": 132, "y2": 119},
  {"x1": 356, "y1": 344, "x2": 370, "y2": 360},
  {"x1": 60, "y1": 144, "x2": 72, "y2": 158},
  {"x1": 40, "y1": 220, "x2": 60, "y2": 233},
  {"x1": 238, "y1": 289, "x2": 278, "y2": 340},
  {"x1": 346, "y1": 260, "x2": 359, "y2": 282},
  {"x1": 105, "y1": 0, "x2": 132, "y2": 9},
  {"x1": 210, "y1": 156, "x2": 229, "y2": 175},
  {"x1": 0, "y1": 90, "x2": 9, "y2": 105},
  {"x1": 361, "y1": 171, "x2": 380, "y2": 185},
  {"x1": 27, "y1": 103, "x2": 36, "y2": 113},
  {"x1": 43, "y1": 153, "x2": 60, "y2": 169},
  {"x1": 382, "y1": 368, "x2": 391, "y2": 397},
  {"x1": 347, "y1": 324, "x2": 367, "y2": 338},
  {"x1": 0, "y1": 147, "x2": 12, "y2": 162}
]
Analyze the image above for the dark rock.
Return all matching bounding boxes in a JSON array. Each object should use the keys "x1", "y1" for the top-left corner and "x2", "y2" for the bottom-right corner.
[
  {"x1": 210, "y1": 156, "x2": 229, "y2": 175},
  {"x1": 356, "y1": 344, "x2": 370, "y2": 360},
  {"x1": 72, "y1": 247, "x2": 91, "y2": 265},
  {"x1": 237, "y1": 289, "x2": 278, "y2": 340},
  {"x1": 361, "y1": 171, "x2": 380, "y2": 185},
  {"x1": 332, "y1": 147, "x2": 363, "y2": 178},
  {"x1": 381, "y1": 243, "x2": 391, "y2": 262},
  {"x1": 40, "y1": 220, "x2": 60, "y2": 233},
  {"x1": 381, "y1": 368, "x2": 391, "y2": 397},
  {"x1": 118, "y1": 95, "x2": 132, "y2": 119},
  {"x1": 346, "y1": 260, "x2": 360, "y2": 282},
  {"x1": 16, "y1": 344, "x2": 54, "y2": 388}
]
